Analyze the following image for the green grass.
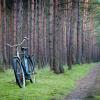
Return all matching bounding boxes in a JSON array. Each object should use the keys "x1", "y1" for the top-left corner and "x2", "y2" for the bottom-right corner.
[
  {"x1": 94, "y1": 96, "x2": 100, "y2": 100},
  {"x1": 0, "y1": 63, "x2": 95, "y2": 100},
  {"x1": 86, "y1": 95, "x2": 100, "y2": 100}
]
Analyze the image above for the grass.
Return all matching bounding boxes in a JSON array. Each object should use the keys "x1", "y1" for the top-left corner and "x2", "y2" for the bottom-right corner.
[
  {"x1": 94, "y1": 96, "x2": 100, "y2": 100},
  {"x1": 0, "y1": 63, "x2": 95, "y2": 100},
  {"x1": 86, "y1": 95, "x2": 100, "y2": 100}
]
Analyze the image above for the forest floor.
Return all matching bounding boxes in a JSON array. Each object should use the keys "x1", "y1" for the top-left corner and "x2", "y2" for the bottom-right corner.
[
  {"x1": 64, "y1": 63, "x2": 100, "y2": 100},
  {"x1": 0, "y1": 63, "x2": 95, "y2": 100}
]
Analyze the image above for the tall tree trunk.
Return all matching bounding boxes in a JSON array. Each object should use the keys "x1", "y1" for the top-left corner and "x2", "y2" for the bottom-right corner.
[
  {"x1": 31, "y1": 0, "x2": 34, "y2": 55},
  {"x1": 2, "y1": 0, "x2": 8, "y2": 68},
  {"x1": 49, "y1": 0, "x2": 54, "y2": 69},
  {"x1": 0, "y1": 0, "x2": 2, "y2": 62},
  {"x1": 76, "y1": 0, "x2": 81, "y2": 64},
  {"x1": 16, "y1": 0, "x2": 22, "y2": 43},
  {"x1": 36, "y1": 0, "x2": 40, "y2": 68},
  {"x1": 22, "y1": 0, "x2": 28, "y2": 46},
  {"x1": 52, "y1": 0, "x2": 64, "y2": 73},
  {"x1": 28, "y1": 0, "x2": 32, "y2": 54},
  {"x1": 82, "y1": 0, "x2": 89, "y2": 63},
  {"x1": 13, "y1": 0, "x2": 17, "y2": 56},
  {"x1": 67, "y1": 0, "x2": 76, "y2": 70}
]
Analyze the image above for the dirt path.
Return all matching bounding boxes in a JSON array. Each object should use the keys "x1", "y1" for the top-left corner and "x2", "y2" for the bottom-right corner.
[{"x1": 64, "y1": 64, "x2": 100, "y2": 100}]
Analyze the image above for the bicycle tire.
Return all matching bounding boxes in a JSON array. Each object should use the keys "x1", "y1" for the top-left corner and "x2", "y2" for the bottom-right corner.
[
  {"x1": 31, "y1": 55, "x2": 36, "y2": 69},
  {"x1": 28, "y1": 56, "x2": 35, "y2": 73},
  {"x1": 12, "y1": 58, "x2": 25, "y2": 88},
  {"x1": 28, "y1": 57, "x2": 36, "y2": 83},
  {"x1": 22, "y1": 56, "x2": 36, "y2": 83}
]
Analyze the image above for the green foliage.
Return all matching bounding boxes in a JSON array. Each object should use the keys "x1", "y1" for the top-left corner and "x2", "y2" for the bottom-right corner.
[
  {"x1": 0, "y1": 63, "x2": 95, "y2": 100},
  {"x1": 88, "y1": 1, "x2": 96, "y2": 13},
  {"x1": 88, "y1": 0, "x2": 100, "y2": 46}
]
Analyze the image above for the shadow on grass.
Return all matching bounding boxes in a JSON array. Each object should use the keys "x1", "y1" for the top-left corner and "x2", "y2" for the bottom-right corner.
[{"x1": 86, "y1": 95, "x2": 100, "y2": 100}]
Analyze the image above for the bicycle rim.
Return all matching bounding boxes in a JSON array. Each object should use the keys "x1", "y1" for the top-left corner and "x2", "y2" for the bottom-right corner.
[
  {"x1": 13, "y1": 59, "x2": 25, "y2": 88},
  {"x1": 28, "y1": 58, "x2": 36, "y2": 83}
]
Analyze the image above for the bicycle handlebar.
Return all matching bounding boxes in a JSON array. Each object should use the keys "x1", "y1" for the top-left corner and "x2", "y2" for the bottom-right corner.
[{"x1": 6, "y1": 37, "x2": 29, "y2": 47}]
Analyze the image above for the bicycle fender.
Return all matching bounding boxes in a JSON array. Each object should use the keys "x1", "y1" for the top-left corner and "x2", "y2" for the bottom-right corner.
[
  {"x1": 12, "y1": 57, "x2": 20, "y2": 69},
  {"x1": 12, "y1": 56, "x2": 20, "y2": 61}
]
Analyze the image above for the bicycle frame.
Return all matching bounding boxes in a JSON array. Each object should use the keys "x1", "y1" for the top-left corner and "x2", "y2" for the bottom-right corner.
[
  {"x1": 16, "y1": 46, "x2": 20, "y2": 58},
  {"x1": 6, "y1": 37, "x2": 30, "y2": 87},
  {"x1": 22, "y1": 49, "x2": 30, "y2": 74},
  {"x1": 6, "y1": 37, "x2": 29, "y2": 61},
  {"x1": 6, "y1": 37, "x2": 29, "y2": 56}
]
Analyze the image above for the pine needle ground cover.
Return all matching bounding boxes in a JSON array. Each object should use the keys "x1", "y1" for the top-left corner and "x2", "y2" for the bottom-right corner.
[{"x1": 0, "y1": 63, "x2": 95, "y2": 100}]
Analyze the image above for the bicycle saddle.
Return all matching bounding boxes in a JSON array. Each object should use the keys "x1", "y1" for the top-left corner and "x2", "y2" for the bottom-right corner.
[{"x1": 21, "y1": 47, "x2": 28, "y2": 51}]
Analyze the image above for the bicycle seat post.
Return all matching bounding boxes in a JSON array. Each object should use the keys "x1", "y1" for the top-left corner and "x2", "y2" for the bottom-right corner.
[{"x1": 16, "y1": 46, "x2": 20, "y2": 58}]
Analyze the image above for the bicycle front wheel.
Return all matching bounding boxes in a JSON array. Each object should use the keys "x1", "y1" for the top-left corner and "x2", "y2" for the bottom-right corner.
[{"x1": 12, "y1": 58, "x2": 25, "y2": 88}]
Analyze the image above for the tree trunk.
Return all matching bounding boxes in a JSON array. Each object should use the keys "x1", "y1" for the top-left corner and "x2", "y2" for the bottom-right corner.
[
  {"x1": 49, "y1": 0, "x2": 54, "y2": 70},
  {"x1": 2, "y1": 0, "x2": 8, "y2": 65},
  {"x1": 76, "y1": 0, "x2": 81, "y2": 64},
  {"x1": 0, "y1": 0, "x2": 2, "y2": 62}
]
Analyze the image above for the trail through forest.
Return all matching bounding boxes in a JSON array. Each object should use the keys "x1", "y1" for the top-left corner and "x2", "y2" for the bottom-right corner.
[{"x1": 64, "y1": 64, "x2": 100, "y2": 100}]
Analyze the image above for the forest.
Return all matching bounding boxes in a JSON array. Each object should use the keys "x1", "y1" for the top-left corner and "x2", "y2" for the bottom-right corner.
[
  {"x1": 0, "y1": 0, "x2": 100, "y2": 99},
  {"x1": 0, "y1": 0, "x2": 100, "y2": 73}
]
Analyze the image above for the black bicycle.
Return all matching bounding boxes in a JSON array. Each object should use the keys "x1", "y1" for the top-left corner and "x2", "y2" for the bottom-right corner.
[{"x1": 6, "y1": 37, "x2": 36, "y2": 88}]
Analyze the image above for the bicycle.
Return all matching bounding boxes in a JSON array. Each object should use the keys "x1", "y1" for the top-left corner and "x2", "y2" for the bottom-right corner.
[{"x1": 6, "y1": 37, "x2": 36, "y2": 88}]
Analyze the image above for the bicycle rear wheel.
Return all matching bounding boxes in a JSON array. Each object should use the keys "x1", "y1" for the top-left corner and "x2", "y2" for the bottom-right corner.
[
  {"x1": 12, "y1": 58, "x2": 25, "y2": 88},
  {"x1": 27, "y1": 57, "x2": 36, "y2": 83},
  {"x1": 22, "y1": 56, "x2": 36, "y2": 83}
]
